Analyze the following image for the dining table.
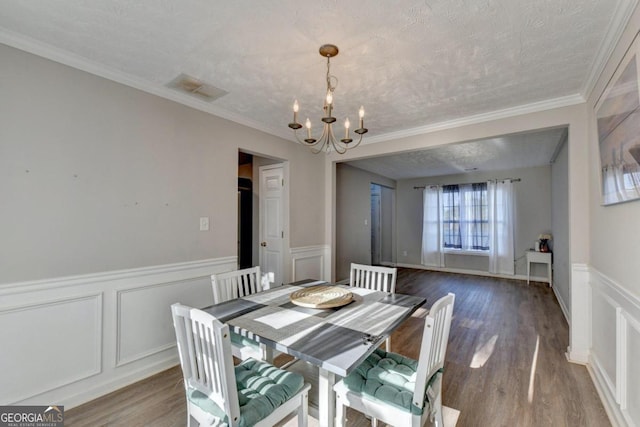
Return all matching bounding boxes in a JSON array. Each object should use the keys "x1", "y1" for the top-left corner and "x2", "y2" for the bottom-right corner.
[{"x1": 203, "y1": 279, "x2": 426, "y2": 427}]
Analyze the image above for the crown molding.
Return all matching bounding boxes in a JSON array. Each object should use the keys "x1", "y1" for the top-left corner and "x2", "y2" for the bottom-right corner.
[
  {"x1": 581, "y1": 0, "x2": 639, "y2": 100},
  {"x1": 0, "y1": 27, "x2": 597, "y2": 148},
  {"x1": 0, "y1": 29, "x2": 292, "y2": 141},
  {"x1": 363, "y1": 93, "x2": 585, "y2": 145}
]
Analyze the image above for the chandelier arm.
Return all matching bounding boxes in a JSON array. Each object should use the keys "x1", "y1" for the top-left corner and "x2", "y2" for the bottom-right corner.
[
  {"x1": 327, "y1": 124, "x2": 348, "y2": 155},
  {"x1": 292, "y1": 130, "x2": 313, "y2": 145},
  {"x1": 347, "y1": 132, "x2": 365, "y2": 150},
  {"x1": 330, "y1": 128, "x2": 365, "y2": 152},
  {"x1": 309, "y1": 124, "x2": 329, "y2": 154}
]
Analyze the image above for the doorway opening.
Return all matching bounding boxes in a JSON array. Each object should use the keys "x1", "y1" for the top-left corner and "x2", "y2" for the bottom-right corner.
[
  {"x1": 238, "y1": 152, "x2": 253, "y2": 269},
  {"x1": 370, "y1": 183, "x2": 395, "y2": 267},
  {"x1": 238, "y1": 150, "x2": 288, "y2": 284}
]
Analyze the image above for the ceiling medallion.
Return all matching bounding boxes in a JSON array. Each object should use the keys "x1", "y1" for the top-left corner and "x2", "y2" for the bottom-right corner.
[{"x1": 288, "y1": 44, "x2": 368, "y2": 154}]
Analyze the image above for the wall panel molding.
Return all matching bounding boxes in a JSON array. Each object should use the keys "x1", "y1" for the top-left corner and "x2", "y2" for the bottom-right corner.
[
  {"x1": 588, "y1": 267, "x2": 640, "y2": 427},
  {"x1": 0, "y1": 293, "x2": 103, "y2": 404},
  {"x1": 290, "y1": 245, "x2": 329, "y2": 282},
  {"x1": 115, "y1": 276, "x2": 215, "y2": 367},
  {"x1": 0, "y1": 257, "x2": 236, "y2": 409}
]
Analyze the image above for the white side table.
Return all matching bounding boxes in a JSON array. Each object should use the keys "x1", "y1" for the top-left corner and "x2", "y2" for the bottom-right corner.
[{"x1": 526, "y1": 251, "x2": 552, "y2": 287}]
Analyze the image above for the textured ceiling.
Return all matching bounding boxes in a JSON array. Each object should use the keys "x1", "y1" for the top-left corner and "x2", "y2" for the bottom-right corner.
[
  {"x1": 345, "y1": 127, "x2": 566, "y2": 180},
  {"x1": 0, "y1": 1, "x2": 631, "y2": 178}
]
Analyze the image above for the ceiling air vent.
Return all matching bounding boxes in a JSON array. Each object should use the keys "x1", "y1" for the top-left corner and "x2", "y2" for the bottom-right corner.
[{"x1": 167, "y1": 73, "x2": 228, "y2": 102}]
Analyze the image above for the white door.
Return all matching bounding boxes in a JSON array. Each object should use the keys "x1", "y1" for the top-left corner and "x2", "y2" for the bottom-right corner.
[{"x1": 259, "y1": 165, "x2": 284, "y2": 286}]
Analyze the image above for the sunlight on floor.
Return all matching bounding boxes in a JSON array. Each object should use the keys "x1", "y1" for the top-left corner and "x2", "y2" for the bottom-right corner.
[
  {"x1": 528, "y1": 334, "x2": 540, "y2": 403},
  {"x1": 470, "y1": 334, "x2": 498, "y2": 368}
]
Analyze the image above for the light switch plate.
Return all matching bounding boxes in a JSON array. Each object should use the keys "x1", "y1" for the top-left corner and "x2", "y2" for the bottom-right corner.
[{"x1": 199, "y1": 217, "x2": 210, "y2": 231}]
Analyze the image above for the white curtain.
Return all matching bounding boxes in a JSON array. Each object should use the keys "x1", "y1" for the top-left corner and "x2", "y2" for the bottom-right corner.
[
  {"x1": 488, "y1": 180, "x2": 514, "y2": 275},
  {"x1": 421, "y1": 186, "x2": 443, "y2": 267}
]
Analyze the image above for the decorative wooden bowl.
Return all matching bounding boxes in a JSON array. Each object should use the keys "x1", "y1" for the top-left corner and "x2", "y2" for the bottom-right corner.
[{"x1": 290, "y1": 285, "x2": 353, "y2": 309}]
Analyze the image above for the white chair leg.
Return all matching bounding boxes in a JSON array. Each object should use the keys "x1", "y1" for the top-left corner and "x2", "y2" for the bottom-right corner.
[
  {"x1": 385, "y1": 336, "x2": 391, "y2": 352},
  {"x1": 432, "y1": 394, "x2": 444, "y2": 427},
  {"x1": 297, "y1": 392, "x2": 308, "y2": 427},
  {"x1": 371, "y1": 417, "x2": 378, "y2": 427},
  {"x1": 335, "y1": 399, "x2": 346, "y2": 427},
  {"x1": 263, "y1": 345, "x2": 274, "y2": 363},
  {"x1": 435, "y1": 410, "x2": 444, "y2": 427}
]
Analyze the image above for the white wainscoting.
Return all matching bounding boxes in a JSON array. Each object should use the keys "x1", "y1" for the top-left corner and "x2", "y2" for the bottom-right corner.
[
  {"x1": 0, "y1": 293, "x2": 103, "y2": 404},
  {"x1": 589, "y1": 268, "x2": 640, "y2": 427},
  {"x1": 0, "y1": 257, "x2": 237, "y2": 409},
  {"x1": 290, "y1": 245, "x2": 330, "y2": 282}
]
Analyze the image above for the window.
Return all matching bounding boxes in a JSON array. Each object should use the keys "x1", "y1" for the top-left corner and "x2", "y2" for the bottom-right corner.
[
  {"x1": 422, "y1": 180, "x2": 515, "y2": 274},
  {"x1": 442, "y1": 183, "x2": 489, "y2": 251}
]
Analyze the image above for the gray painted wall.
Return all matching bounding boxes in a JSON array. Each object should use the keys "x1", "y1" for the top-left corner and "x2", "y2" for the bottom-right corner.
[
  {"x1": 335, "y1": 164, "x2": 396, "y2": 281},
  {"x1": 0, "y1": 44, "x2": 325, "y2": 284},
  {"x1": 551, "y1": 138, "x2": 570, "y2": 311},
  {"x1": 381, "y1": 185, "x2": 395, "y2": 264}
]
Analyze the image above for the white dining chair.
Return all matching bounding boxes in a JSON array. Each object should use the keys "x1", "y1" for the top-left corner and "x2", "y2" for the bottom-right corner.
[
  {"x1": 171, "y1": 303, "x2": 310, "y2": 427},
  {"x1": 211, "y1": 266, "x2": 271, "y2": 361},
  {"x1": 333, "y1": 293, "x2": 455, "y2": 427},
  {"x1": 349, "y1": 263, "x2": 397, "y2": 293},
  {"x1": 212, "y1": 266, "x2": 267, "y2": 303},
  {"x1": 349, "y1": 263, "x2": 397, "y2": 350}
]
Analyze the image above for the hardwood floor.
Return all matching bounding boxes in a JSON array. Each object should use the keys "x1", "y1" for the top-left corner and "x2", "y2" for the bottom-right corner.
[{"x1": 65, "y1": 269, "x2": 609, "y2": 426}]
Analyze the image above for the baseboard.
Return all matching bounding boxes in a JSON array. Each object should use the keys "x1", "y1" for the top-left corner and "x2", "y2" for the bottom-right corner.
[
  {"x1": 588, "y1": 358, "x2": 627, "y2": 427},
  {"x1": 395, "y1": 262, "x2": 548, "y2": 283},
  {"x1": 553, "y1": 285, "x2": 571, "y2": 325},
  {"x1": 63, "y1": 357, "x2": 180, "y2": 410}
]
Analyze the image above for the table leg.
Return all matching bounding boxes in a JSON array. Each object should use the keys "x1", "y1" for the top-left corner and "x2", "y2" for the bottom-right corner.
[
  {"x1": 527, "y1": 260, "x2": 531, "y2": 285},
  {"x1": 548, "y1": 262, "x2": 552, "y2": 287},
  {"x1": 318, "y1": 367, "x2": 336, "y2": 427}
]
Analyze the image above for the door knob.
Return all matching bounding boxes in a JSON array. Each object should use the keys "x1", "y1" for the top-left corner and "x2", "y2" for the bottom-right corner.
[{"x1": 260, "y1": 241, "x2": 267, "y2": 247}]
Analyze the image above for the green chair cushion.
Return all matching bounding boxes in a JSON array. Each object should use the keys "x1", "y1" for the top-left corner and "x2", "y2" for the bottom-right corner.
[
  {"x1": 188, "y1": 358, "x2": 304, "y2": 427},
  {"x1": 230, "y1": 331, "x2": 261, "y2": 350},
  {"x1": 341, "y1": 348, "x2": 440, "y2": 416}
]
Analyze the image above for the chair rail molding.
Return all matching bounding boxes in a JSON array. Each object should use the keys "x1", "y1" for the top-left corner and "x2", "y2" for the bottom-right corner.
[{"x1": 0, "y1": 256, "x2": 237, "y2": 409}]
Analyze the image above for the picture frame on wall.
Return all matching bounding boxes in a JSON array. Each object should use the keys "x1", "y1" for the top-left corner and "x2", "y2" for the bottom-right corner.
[{"x1": 595, "y1": 31, "x2": 640, "y2": 206}]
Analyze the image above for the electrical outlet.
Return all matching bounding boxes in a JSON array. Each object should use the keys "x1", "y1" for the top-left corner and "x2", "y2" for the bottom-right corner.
[
  {"x1": 199, "y1": 217, "x2": 210, "y2": 231},
  {"x1": 402, "y1": 250, "x2": 408, "y2": 256}
]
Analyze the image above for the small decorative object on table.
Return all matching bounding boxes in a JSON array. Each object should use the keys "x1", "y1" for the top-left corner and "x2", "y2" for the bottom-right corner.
[
  {"x1": 290, "y1": 285, "x2": 353, "y2": 309},
  {"x1": 538, "y1": 233, "x2": 552, "y2": 252}
]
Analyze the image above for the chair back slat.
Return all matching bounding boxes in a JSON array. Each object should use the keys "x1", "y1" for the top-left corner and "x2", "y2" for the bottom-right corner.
[
  {"x1": 212, "y1": 266, "x2": 263, "y2": 303},
  {"x1": 413, "y1": 293, "x2": 455, "y2": 411},
  {"x1": 171, "y1": 304, "x2": 241, "y2": 424},
  {"x1": 349, "y1": 263, "x2": 397, "y2": 293}
]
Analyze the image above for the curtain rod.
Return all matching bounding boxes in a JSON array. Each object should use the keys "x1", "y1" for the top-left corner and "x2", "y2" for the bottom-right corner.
[{"x1": 413, "y1": 178, "x2": 521, "y2": 190}]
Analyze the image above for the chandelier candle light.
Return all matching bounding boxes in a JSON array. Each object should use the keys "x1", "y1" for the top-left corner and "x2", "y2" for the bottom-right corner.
[{"x1": 288, "y1": 44, "x2": 368, "y2": 154}]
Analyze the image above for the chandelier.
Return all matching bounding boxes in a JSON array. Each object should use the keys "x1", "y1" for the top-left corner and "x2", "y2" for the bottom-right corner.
[{"x1": 288, "y1": 44, "x2": 368, "y2": 154}]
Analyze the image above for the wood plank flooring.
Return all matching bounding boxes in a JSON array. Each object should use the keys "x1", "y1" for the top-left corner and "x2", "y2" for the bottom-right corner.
[{"x1": 65, "y1": 269, "x2": 610, "y2": 426}]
